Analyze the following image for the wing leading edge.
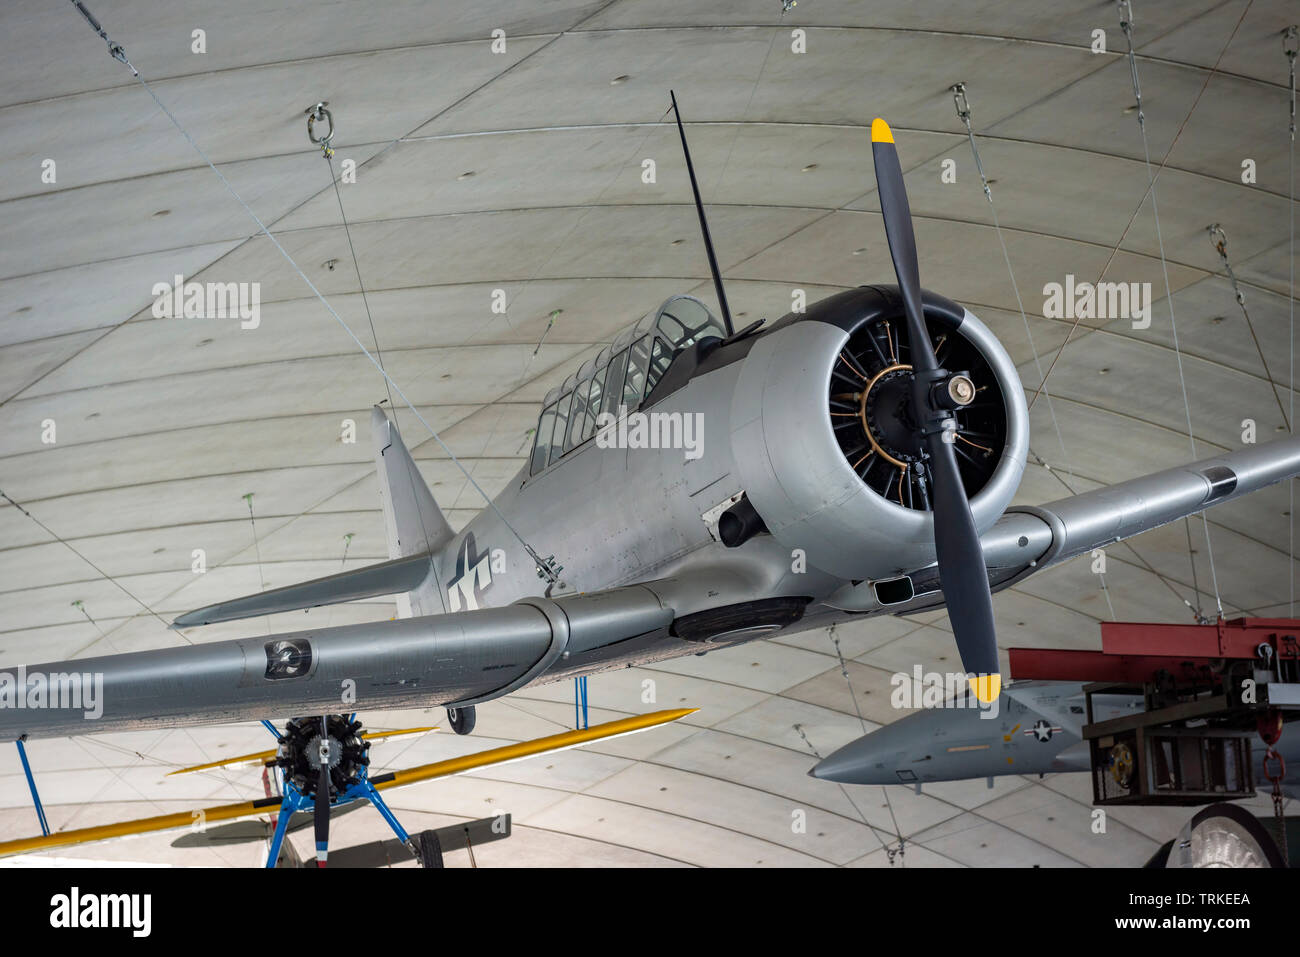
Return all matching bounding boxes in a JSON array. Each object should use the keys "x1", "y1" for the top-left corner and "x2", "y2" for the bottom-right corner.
[{"x1": 1003, "y1": 435, "x2": 1300, "y2": 576}]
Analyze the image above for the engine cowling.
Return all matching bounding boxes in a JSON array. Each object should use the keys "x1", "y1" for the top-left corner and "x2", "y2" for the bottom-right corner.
[{"x1": 728, "y1": 285, "x2": 1028, "y2": 581}]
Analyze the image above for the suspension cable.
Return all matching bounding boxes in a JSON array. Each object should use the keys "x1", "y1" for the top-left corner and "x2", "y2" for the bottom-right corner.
[
  {"x1": 792, "y1": 721, "x2": 906, "y2": 864},
  {"x1": 1205, "y1": 224, "x2": 1290, "y2": 430},
  {"x1": 811, "y1": 620, "x2": 907, "y2": 863},
  {"x1": 949, "y1": 82, "x2": 1074, "y2": 482},
  {"x1": 242, "y1": 492, "x2": 273, "y2": 634},
  {"x1": 1287, "y1": 24, "x2": 1297, "y2": 617},
  {"x1": 1027, "y1": 447, "x2": 1213, "y2": 620},
  {"x1": 508, "y1": 103, "x2": 673, "y2": 391},
  {"x1": 65, "y1": 2, "x2": 563, "y2": 583},
  {"x1": 461, "y1": 102, "x2": 672, "y2": 570},
  {"x1": 0, "y1": 488, "x2": 189, "y2": 645},
  {"x1": 1118, "y1": 0, "x2": 1223, "y2": 619},
  {"x1": 307, "y1": 106, "x2": 449, "y2": 611},
  {"x1": 310, "y1": 104, "x2": 396, "y2": 416},
  {"x1": 713, "y1": 10, "x2": 787, "y2": 199},
  {"x1": 1030, "y1": 0, "x2": 1255, "y2": 412}
]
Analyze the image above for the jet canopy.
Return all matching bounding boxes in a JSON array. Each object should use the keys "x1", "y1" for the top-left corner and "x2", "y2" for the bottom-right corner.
[{"x1": 529, "y1": 295, "x2": 725, "y2": 476}]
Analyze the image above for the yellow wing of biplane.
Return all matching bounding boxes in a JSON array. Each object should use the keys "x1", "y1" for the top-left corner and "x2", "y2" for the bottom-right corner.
[
  {"x1": 0, "y1": 708, "x2": 696, "y2": 858},
  {"x1": 164, "y1": 726, "x2": 437, "y2": 776}
]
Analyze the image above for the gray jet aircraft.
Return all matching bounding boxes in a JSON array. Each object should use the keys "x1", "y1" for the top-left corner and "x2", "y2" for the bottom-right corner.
[{"x1": 811, "y1": 680, "x2": 1300, "y2": 797}]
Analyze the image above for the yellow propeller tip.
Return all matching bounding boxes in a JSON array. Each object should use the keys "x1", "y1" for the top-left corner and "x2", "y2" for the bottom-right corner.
[
  {"x1": 871, "y1": 118, "x2": 894, "y2": 144},
  {"x1": 968, "y1": 673, "x2": 1001, "y2": 704}
]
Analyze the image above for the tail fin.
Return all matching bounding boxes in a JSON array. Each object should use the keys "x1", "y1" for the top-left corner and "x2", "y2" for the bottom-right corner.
[
  {"x1": 372, "y1": 406, "x2": 455, "y2": 560},
  {"x1": 373, "y1": 407, "x2": 454, "y2": 617}
]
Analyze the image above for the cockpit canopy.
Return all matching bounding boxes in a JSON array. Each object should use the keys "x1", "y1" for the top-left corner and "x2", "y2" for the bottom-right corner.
[{"x1": 529, "y1": 295, "x2": 725, "y2": 476}]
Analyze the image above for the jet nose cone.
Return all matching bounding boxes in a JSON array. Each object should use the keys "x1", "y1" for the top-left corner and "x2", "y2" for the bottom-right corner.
[{"x1": 810, "y1": 737, "x2": 901, "y2": 785}]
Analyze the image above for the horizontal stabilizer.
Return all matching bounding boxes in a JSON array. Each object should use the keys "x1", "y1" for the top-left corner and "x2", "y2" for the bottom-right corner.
[{"x1": 172, "y1": 551, "x2": 433, "y2": 628}]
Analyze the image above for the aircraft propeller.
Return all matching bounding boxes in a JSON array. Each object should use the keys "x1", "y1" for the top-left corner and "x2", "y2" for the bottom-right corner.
[
  {"x1": 870, "y1": 118, "x2": 1000, "y2": 703},
  {"x1": 314, "y1": 756, "x2": 330, "y2": 867}
]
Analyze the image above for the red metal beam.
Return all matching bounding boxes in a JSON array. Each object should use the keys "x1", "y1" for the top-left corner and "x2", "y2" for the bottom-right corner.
[
  {"x1": 1007, "y1": 647, "x2": 1220, "y2": 684},
  {"x1": 1008, "y1": 618, "x2": 1300, "y2": 683},
  {"x1": 1100, "y1": 618, "x2": 1300, "y2": 659}
]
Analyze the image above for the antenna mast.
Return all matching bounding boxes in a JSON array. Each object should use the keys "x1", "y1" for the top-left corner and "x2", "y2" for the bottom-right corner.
[{"x1": 670, "y1": 90, "x2": 734, "y2": 336}]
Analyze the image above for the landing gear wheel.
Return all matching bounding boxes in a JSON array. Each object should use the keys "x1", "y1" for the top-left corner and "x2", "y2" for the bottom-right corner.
[
  {"x1": 1166, "y1": 802, "x2": 1287, "y2": 868},
  {"x1": 447, "y1": 705, "x2": 476, "y2": 736},
  {"x1": 414, "y1": 830, "x2": 444, "y2": 869}
]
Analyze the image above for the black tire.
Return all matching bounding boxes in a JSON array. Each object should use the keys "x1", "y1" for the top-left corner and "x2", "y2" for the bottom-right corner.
[
  {"x1": 447, "y1": 705, "x2": 476, "y2": 736},
  {"x1": 1167, "y1": 802, "x2": 1287, "y2": 868},
  {"x1": 1144, "y1": 840, "x2": 1173, "y2": 868},
  {"x1": 416, "y1": 830, "x2": 444, "y2": 869}
]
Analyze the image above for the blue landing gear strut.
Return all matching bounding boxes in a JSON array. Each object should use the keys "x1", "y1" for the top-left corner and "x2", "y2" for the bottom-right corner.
[{"x1": 262, "y1": 715, "x2": 424, "y2": 868}]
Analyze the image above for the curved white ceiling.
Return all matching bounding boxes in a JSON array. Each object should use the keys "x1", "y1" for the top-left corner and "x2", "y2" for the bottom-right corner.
[{"x1": 0, "y1": 0, "x2": 1295, "y2": 866}]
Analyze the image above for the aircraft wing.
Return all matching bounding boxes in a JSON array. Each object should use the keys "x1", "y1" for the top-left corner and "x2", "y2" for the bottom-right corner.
[
  {"x1": 996, "y1": 436, "x2": 1300, "y2": 578},
  {"x1": 0, "y1": 708, "x2": 694, "y2": 859},
  {"x1": 164, "y1": 725, "x2": 436, "y2": 776},
  {"x1": 0, "y1": 582, "x2": 683, "y2": 741},
  {"x1": 842, "y1": 437, "x2": 1300, "y2": 613}
]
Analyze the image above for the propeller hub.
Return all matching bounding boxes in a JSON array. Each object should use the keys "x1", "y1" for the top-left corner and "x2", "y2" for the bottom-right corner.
[
  {"x1": 306, "y1": 734, "x2": 341, "y2": 773},
  {"x1": 947, "y1": 374, "x2": 976, "y2": 406},
  {"x1": 274, "y1": 715, "x2": 369, "y2": 802}
]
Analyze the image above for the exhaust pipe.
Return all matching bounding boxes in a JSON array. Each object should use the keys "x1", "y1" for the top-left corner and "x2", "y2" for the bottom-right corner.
[{"x1": 718, "y1": 496, "x2": 768, "y2": 548}]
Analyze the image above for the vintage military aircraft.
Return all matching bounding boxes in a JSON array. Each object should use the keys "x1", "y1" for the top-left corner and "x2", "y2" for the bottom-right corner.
[
  {"x1": 811, "y1": 679, "x2": 1300, "y2": 795},
  {"x1": 3, "y1": 117, "x2": 1300, "y2": 862},
  {"x1": 809, "y1": 678, "x2": 1300, "y2": 866}
]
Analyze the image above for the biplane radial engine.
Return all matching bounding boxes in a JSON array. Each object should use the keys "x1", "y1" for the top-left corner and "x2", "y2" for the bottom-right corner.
[{"x1": 3, "y1": 119, "x2": 1300, "y2": 747}]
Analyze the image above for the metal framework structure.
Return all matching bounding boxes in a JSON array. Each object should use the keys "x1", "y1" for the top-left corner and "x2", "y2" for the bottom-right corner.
[{"x1": 1009, "y1": 618, "x2": 1299, "y2": 810}]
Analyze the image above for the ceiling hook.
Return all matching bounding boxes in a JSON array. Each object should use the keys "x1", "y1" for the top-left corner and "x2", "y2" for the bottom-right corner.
[
  {"x1": 1205, "y1": 222, "x2": 1228, "y2": 257},
  {"x1": 305, "y1": 102, "x2": 335, "y2": 156},
  {"x1": 949, "y1": 82, "x2": 972, "y2": 122},
  {"x1": 1116, "y1": 0, "x2": 1134, "y2": 33}
]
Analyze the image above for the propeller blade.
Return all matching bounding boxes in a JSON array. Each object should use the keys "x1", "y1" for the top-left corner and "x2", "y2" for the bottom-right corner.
[
  {"x1": 870, "y1": 117, "x2": 1000, "y2": 703},
  {"x1": 928, "y1": 437, "x2": 1000, "y2": 689},
  {"x1": 314, "y1": 762, "x2": 330, "y2": 868},
  {"x1": 870, "y1": 118, "x2": 935, "y2": 373}
]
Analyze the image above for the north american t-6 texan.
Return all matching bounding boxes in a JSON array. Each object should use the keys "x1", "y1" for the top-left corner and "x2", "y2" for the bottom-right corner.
[{"x1": 3, "y1": 119, "x2": 1299, "y2": 862}]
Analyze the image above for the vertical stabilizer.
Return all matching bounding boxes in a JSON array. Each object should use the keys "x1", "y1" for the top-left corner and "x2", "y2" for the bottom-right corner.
[{"x1": 372, "y1": 406, "x2": 454, "y2": 615}]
